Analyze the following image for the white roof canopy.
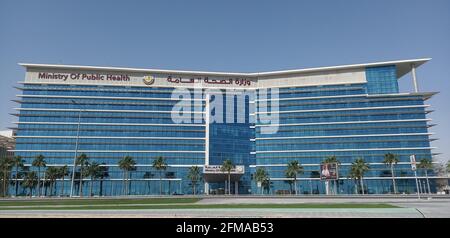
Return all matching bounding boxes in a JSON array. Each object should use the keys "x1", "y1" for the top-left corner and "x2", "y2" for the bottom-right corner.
[{"x1": 19, "y1": 58, "x2": 430, "y2": 79}]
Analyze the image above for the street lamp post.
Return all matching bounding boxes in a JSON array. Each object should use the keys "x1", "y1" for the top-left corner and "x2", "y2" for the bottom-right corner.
[{"x1": 70, "y1": 100, "x2": 82, "y2": 197}]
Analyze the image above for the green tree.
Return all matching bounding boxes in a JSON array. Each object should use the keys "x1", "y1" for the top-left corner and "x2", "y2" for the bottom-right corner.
[
  {"x1": 221, "y1": 159, "x2": 234, "y2": 195},
  {"x1": 118, "y1": 156, "x2": 136, "y2": 195},
  {"x1": 383, "y1": 153, "x2": 399, "y2": 194},
  {"x1": 143, "y1": 172, "x2": 154, "y2": 195},
  {"x1": 75, "y1": 153, "x2": 89, "y2": 197},
  {"x1": 0, "y1": 156, "x2": 13, "y2": 197},
  {"x1": 12, "y1": 156, "x2": 24, "y2": 197},
  {"x1": 152, "y1": 156, "x2": 167, "y2": 195},
  {"x1": 254, "y1": 167, "x2": 269, "y2": 195},
  {"x1": 349, "y1": 158, "x2": 370, "y2": 195},
  {"x1": 45, "y1": 167, "x2": 59, "y2": 196},
  {"x1": 32, "y1": 154, "x2": 46, "y2": 197},
  {"x1": 418, "y1": 158, "x2": 433, "y2": 194},
  {"x1": 187, "y1": 166, "x2": 201, "y2": 195},
  {"x1": 22, "y1": 171, "x2": 38, "y2": 198},
  {"x1": 98, "y1": 164, "x2": 109, "y2": 196},
  {"x1": 86, "y1": 162, "x2": 101, "y2": 197},
  {"x1": 447, "y1": 162, "x2": 450, "y2": 177},
  {"x1": 284, "y1": 170, "x2": 295, "y2": 194},
  {"x1": 285, "y1": 160, "x2": 304, "y2": 195},
  {"x1": 323, "y1": 156, "x2": 341, "y2": 195},
  {"x1": 58, "y1": 165, "x2": 69, "y2": 197}
]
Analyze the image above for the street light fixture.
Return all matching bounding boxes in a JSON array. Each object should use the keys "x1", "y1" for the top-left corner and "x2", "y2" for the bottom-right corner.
[{"x1": 69, "y1": 100, "x2": 82, "y2": 197}]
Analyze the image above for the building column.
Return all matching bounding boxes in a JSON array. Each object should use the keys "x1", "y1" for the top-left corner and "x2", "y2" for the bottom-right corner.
[
  {"x1": 204, "y1": 93, "x2": 210, "y2": 195},
  {"x1": 411, "y1": 64, "x2": 419, "y2": 93},
  {"x1": 204, "y1": 182, "x2": 209, "y2": 195},
  {"x1": 235, "y1": 181, "x2": 238, "y2": 195},
  {"x1": 225, "y1": 180, "x2": 227, "y2": 194}
]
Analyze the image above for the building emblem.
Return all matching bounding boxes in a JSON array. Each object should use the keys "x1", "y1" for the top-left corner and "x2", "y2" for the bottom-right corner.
[{"x1": 143, "y1": 75, "x2": 155, "y2": 85}]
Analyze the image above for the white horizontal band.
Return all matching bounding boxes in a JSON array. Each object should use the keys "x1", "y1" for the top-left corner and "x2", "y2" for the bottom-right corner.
[
  {"x1": 11, "y1": 149, "x2": 205, "y2": 153},
  {"x1": 255, "y1": 105, "x2": 429, "y2": 114},
  {"x1": 14, "y1": 107, "x2": 204, "y2": 114},
  {"x1": 256, "y1": 133, "x2": 434, "y2": 140},
  {"x1": 12, "y1": 121, "x2": 205, "y2": 127},
  {"x1": 256, "y1": 147, "x2": 435, "y2": 153},
  {"x1": 256, "y1": 119, "x2": 431, "y2": 127},
  {"x1": 17, "y1": 94, "x2": 204, "y2": 101},
  {"x1": 14, "y1": 136, "x2": 205, "y2": 140}
]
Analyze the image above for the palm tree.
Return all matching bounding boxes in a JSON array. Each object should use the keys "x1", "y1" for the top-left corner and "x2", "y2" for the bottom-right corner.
[
  {"x1": 98, "y1": 164, "x2": 109, "y2": 196},
  {"x1": 0, "y1": 156, "x2": 13, "y2": 197},
  {"x1": 383, "y1": 153, "x2": 399, "y2": 194},
  {"x1": 32, "y1": 154, "x2": 46, "y2": 197},
  {"x1": 118, "y1": 156, "x2": 136, "y2": 195},
  {"x1": 221, "y1": 159, "x2": 234, "y2": 195},
  {"x1": 254, "y1": 167, "x2": 269, "y2": 195},
  {"x1": 86, "y1": 162, "x2": 101, "y2": 197},
  {"x1": 45, "y1": 167, "x2": 59, "y2": 196},
  {"x1": 12, "y1": 156, "x2": 24, "y2": 197},
  {"x1": 187, "y1": 166, "x2": 201, "y2": 195},
  {"x1": 143, "y1": 172, "x2": 154, "y2": 195},
  {"x1": 58, "y1": 165, "x2": 69, "y2": 197},
  {"x1": 75, "y1": 153, "x2": 89, "y2": 197},
  {"x1": 447, "y1": 162, "x2": 450, "y2": 178},
  {"x1": 350, "y1": 158, "x2": 370, "y2": 195},
  {"x1": 152, "y1": 156, "x2": 167, "y2": 195},
  {"x1": 323, "y1": 156, "x2": 340, "y2": 195},
  {"x1": 284, "y1": 170, "x2": 295, "y2": 194},
  {"x1": 285, "y1": 160, "x2": 304, "y2": 195},
  {"x1": 262, "y1": 176, "x2": 272, "y2": 194},
  {"x1": 418, "y1": 158, "x2": 433, "y2": 194},
  {"x1": 22, "y1": 171, "x2": 38, "y2": 198}
]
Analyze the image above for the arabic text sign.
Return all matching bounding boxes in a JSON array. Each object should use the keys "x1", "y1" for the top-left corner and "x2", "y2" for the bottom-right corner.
[{"x1": 167, "y1": 76, "x2": 252, "y2": 86}]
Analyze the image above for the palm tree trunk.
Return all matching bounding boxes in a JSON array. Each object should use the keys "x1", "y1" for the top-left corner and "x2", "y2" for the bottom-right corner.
[
  {"x1": 99, "y1": 178, "x2": 103, "y2": 196},
  {"x1": 15, "y1": 167, "x2": 19, "y2": 196},
  {"x1": 61, "y1": 176, "x2": 65, "y2": 197},
  {"x1": 29, "y1": 188, "x2": 32, "y2": 198},
  {"x1": 168, "y1": 180, "x2": 171, "y2": 195},
  {"x1": 2, "y1": 171, "x2": 7, "y2": 197},
  {"x1": 159, "y1": 171, "x2": 162, "y2": 195},
  {"x1": 49, "y1": 182, "x2": 53, "y2": 197},
  {"x1": 37, "y1": 167, "x2": 40, "y2": 197},
  {"x1": 228, "y1": 173, "x2": 231, "y2": 195},
  {"x1": 122, "y1": 171, "x2": 126, "y2": 195},
  {"x1": 391, "y1": 164, "x2": 397, "y2": 194},
  {"x1": 128, "y1": 172, "x2": 132, "y2": 195},
  {"x1": 89, "y1": 176, "x2": 93, "y2": 197},
  {"x1": 425, "y1": 170, "x2": 431, "y2": 194},
  {"x1": 79, "y1": 167, "x2": 83, "y2": 197},
  {"x1": 360, "y1": 177, "x2": 365, "y2": 195},
  {"x1": 294, "y1": 177, "x2": 297, "y2": 195}
]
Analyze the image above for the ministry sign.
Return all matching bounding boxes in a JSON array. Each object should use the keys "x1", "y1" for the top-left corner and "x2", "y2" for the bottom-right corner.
[
  {"x1": 38, "y1": 72, "x2": 131, "y2": 82},
  {"x1": 25, "y1": 69, "x2": 255, "y2": 89}
]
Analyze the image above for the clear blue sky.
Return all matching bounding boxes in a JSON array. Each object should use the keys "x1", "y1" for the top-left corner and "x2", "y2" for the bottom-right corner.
[{"x1": 1, "y1": 0, "x2": 449, "y2": 162}]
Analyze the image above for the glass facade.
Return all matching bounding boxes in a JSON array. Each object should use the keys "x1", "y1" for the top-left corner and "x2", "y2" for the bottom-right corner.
[
  {"x1": 10, "y1": 62, "x2": 437, "y2": 196},
  {"x1": 254, "y1": 66, "x2": 435, "y2": 195}
]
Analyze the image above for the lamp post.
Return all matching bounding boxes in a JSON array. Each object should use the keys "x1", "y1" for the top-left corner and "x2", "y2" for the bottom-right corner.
[{"x1": 70, "y1": 100, "x2": 82, "y2": 197}]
